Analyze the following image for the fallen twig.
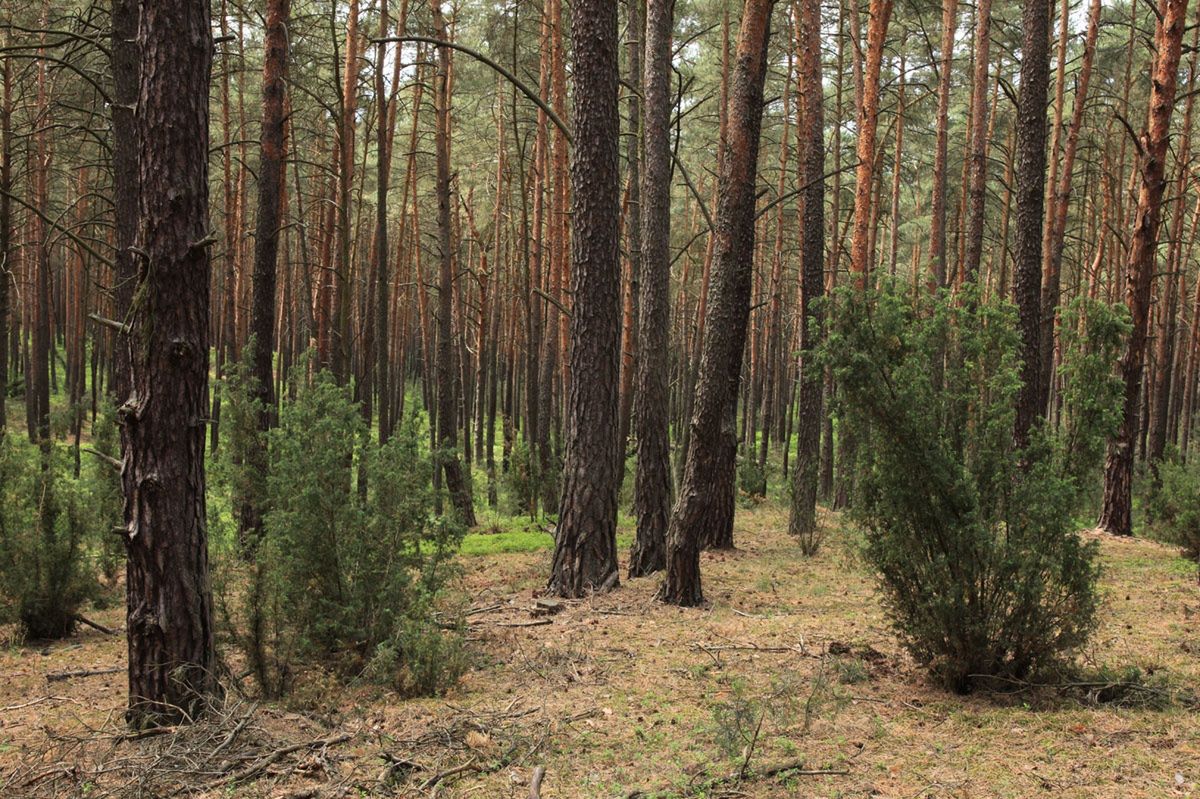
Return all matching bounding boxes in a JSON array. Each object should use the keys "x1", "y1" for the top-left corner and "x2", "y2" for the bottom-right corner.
[
  {"x1": 419, "y1": 756, "x2": 479, "y2": 791},
  {"x1": 210, "y1": 733, "x2": 352, "y2": 787},
  {"x1": 46, "y1": 666, "x2": 122, "y2": 683},
  {"x1": 73, "y1": 614, "x2": 116, "y2": 635}
]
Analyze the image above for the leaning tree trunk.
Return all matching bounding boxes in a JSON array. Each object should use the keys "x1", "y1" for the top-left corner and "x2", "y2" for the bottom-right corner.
[
  {"x1": 122, "y1": 0, "x2": 219, "y2": 727},
  {"x1": 1099, "y1": 0, "x2": 1190, "y2": 535},
  {"x1": 547, "y1": 0, "x2": 622, "y2": 597},
  {"x1": 432, "y1": 1, "x2": 476, "y2": 526},
  {"x1": 629, "y1": 0, "x2": 673, "y2": 578},
  {"x1": 788, "y1": 0, "x2": 825, "y2": 543},
  {"x1": 240, "y1": 0, "x2": 290, "y2": 543},
  {"x1": 661, "y1": 0, "x2": 775, "y2": 607},
  {"x1": 1011, "y1": 0, "x2": 1052, "y2": 449}
]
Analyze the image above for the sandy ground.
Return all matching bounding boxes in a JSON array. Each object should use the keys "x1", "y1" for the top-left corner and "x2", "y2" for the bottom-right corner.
[{"x1": 1, "y1": 502, "x2": 1198, "y2": 798}]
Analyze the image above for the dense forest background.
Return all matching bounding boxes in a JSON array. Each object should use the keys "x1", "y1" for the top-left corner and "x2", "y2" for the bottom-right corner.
[{"x1": 2, "y1": 0, "x2": 1200, "y2": 794}]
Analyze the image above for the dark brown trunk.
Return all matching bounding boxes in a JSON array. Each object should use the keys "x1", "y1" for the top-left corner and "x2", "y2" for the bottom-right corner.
[
  {"x1": 661, "y1": 0, "x2": 775, "y2": 606},
  {"x1": 961, "y1": 0, "x2": 992, "y2": 286},
  {"x1": 239, "y1": 0, "x2": 290, "y2": 542},
  {"x1": 122, "y1": 0, "x2": 219, "y2": 726},
  {"x1": 431, "y1": 1, "x2": 476, "y2": 526},
  {"x1": 1011, "y1": 0, "x2": 1052, "y2": 449},
  {"x1": 547, "y1": 0, "x2": 622, "y2": 597},
  {"x1": 630, "y1": 0, "x2": 672, "y2": 578},
  {"x1": 788, "y1": 0, "x2": 825, "y2": 542}
]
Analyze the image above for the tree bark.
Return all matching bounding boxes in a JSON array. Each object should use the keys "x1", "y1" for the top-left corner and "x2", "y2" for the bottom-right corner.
[
  {"x1": 630, "y1": 0, "x2": 673, "y2": 578},
  {"x1": 661, "y1": 0, "x2": 775, "y2": 606},
  {"x1": 240, "y1": 0, "x2": 290, "y2": 542},
  {"x1": 928, "y1": 0, "x2": 957, "y2": 291},
  {"x1": 122, "y1": 0, "x2": 219, "y2": 727},
  {"x1": 547, "y1": 0, "x2": 622, "y2": 597},
  {"x1": 1011, "y1": 0, "x2": 1052, "y2": 449},
  {"x1": 1038, "y1": 0, "x2": 1101, "y2": 412},
  {"x1": 961, "y1": 0, "x2": 992, "y2": 286},
  {"x1": 1098, "y1": 0, "x2": 1189, "y2": 535},
  {"x1": 431, "y1": 0, "x2": 476, "y2": 526},
  {"x1": 788, "y1": 0, "x2": 825, "y2": 542}
]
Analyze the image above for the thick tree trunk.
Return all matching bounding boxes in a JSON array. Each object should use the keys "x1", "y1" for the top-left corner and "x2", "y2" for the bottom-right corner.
[
  {"x1": 661, "y1": 0, "x2": 775, "y2": 607},
  {"x1": 788, "y1": 0, "x2": 825, "y2": 542},
  {"x1": 547, "y1": 0, "x2": 622, "y2": 597},
  {"x1": 1011, "y1": 0, "x2": 1052, "y2": 449},
  {"x1": 122, "y1": 0, "x2": 219, "y2": 726},
  {"x1": 1098, "y1": 0, "x2": 1189, "y2": 535},
  {"x1": 630, "y1": 0, "x2": 673, "y2": 579}
]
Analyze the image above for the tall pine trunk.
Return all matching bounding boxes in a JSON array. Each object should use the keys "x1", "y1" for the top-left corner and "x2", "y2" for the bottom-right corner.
[
  {"x1": 1011, "y1": 0, "x2": 1052, "y2": 449},
  {"x1": 630, "y1": 0, "x2": 674, "y2": 578},
  {"x1": 547, "y1": 0, "x2": 622, "y2": 597},
  {"x1": 1099, "y1": 0, "x2": 1190, "y2": 534},
  {"x1": 661, "y1": 0, "x2": 775, "y2": 606},
  {"x1": 122, "y1": 0, "x2": 219, "y2": 727}
]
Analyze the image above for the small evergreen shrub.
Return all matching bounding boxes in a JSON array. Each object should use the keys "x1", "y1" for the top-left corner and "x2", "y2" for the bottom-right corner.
[
  {"x1": 737, "y1": 456, "x2": 767, "y2": 499},
  {"x1": 823, "y1": 288, "x2": 1119, "y2": 692},
  {"x1": 0, "y1": 437, "x2": 101, "y2": 639},
  {"x1": 501, "y1": 438, "x2": 538, "y2": 517},
  {"x1": 1146, "y1": 458, "x2": 1200, "y2": 561},
  {"x1": 218, "y1": 366, "x2": 465, "y2": 698}
]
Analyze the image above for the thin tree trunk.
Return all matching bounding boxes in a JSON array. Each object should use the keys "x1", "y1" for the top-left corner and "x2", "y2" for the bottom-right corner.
[
  {"x1": 788, "y1": 0, "x2": 825, "y2": 542},
  {"x1": 240, "y1": 0, "x2": 291, "y2": 542},
  {"x1": 961, "y1": 0, "x2": 992, "y2": 286},
  {"x1": 1098, "y1": 0, "x2": 1189, "y2": 535},
  {"x1": 431, "y1": 0, "x2": 476, "y2": 526},
  {"x1": 929, "y1": 0, "x2": 957, "y2": 290},
  {"x1": 1039, "y1": 0, "x2": 1101, "y2": 412}
]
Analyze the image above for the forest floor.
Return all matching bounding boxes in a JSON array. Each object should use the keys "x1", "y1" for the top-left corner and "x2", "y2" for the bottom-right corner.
[{"x1": 1, "y1": 501, "x2": 1199, "y2": 798}]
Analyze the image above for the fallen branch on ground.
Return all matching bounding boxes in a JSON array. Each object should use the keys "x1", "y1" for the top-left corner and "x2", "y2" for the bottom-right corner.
[{"x1": 46, "y1": 666, "x2": 122, "y2": 683}]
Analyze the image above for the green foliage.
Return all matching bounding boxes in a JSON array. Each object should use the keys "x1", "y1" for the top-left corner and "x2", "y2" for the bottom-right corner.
[
  {"x1": 1054, "y1": 299, "x2": 1131, "y2": 495},
  {"x1": 501, "y1": 437, "x2": 538, "y2": 517},
  {"x1": 1146, "y1": 458, "x2": 1200, "y2": 562},
  {"x1": 218, "y1": 366, "x2": 466, "y2": 698},
  {"x1": 737, "y1": 456, "x2": 767, "y2": 500},
  {"x1": 0, "y1": 437, "x2": 106, "y2": 639},
  {"x1": 822, "y1": 287, "x2": 1114, "y2": 691}
]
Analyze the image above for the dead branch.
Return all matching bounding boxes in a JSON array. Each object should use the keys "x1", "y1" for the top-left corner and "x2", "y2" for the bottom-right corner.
[{"x1": 46, "y1": 666, "x2": 122, "y2": 683}]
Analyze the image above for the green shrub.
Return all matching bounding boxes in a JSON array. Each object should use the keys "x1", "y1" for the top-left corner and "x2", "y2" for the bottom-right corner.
[
  {"x1": 0, "y1": 437, "x2": 101, "y2": 639},
  {"x1": 501, "y1": 437, "x2": 538, "y2": 517},
  {"x1": 1146, "y1": 458, "x2": 1200, "y2": 561},
  {"x1": 823, "y1": 288, "x2": 1115, "y2": 691},
  {"x1": 737, "y1": 456, "x2": 767, "y2": 499},
  {"x1": 221, "y1": 368, "x2": 465, "y2": 698}
]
